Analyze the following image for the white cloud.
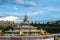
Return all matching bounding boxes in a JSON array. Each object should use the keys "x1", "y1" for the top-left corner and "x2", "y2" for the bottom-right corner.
[
  {"x1": 20, "y1": 11, "x2": 43, "y2": 16},
  {"x1": 14, "y1": 0, "x2": 36, "y2": 6},
  {"x1": 47, "y1": 8, "x2": 60, "y2": 11},
  {"x1": 52, "y1": 14, "x2": 60, "y2": 18},
  {"x1": 0, "y1": 10, "x2": 43, "y2": 22},
  {"x1": 7, "y1": 10, "x2": 43, "y2": 17},
  {"x1": 46, "y1": 0, "x2": 60, "y2": 1},
  {"x1": 0, "y1": 16, "x2": 18, "y2": 21},
  {"x1": 14, "y1": 0, "x2": 24, "y2": 4},
  {"x1": 13, "y1": 5, "x2": 18, "y2": 10},
  {"x1": 43, "y1": 7, "x2": 60, "y2": 12},
  {"x1": 26, "y1": 11, "x2": 43, "y2": 16}
]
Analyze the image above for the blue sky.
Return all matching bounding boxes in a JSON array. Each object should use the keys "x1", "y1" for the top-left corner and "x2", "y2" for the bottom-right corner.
[{"x1": 0, "y1": 0, "x2": 60, "y2": 22}]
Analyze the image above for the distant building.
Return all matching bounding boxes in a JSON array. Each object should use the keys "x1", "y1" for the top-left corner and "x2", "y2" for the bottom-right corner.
[{"x1": 0, "y1": 21, "x2": 14, "y2": 26}]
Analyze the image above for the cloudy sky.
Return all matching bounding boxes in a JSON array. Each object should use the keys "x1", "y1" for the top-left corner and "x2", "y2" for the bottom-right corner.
[{"x1": 0, "y1": 0, "x2": 60, "y2": 22}]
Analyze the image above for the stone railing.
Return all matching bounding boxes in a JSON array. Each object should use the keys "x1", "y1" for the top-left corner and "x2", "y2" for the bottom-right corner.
[{"x1": 0, "y1": 35, "x2": 54, "y2": 40}]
